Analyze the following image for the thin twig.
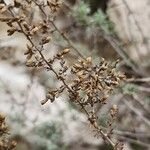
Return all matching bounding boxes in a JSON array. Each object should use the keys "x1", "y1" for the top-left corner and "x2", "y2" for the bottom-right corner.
[
  {"x1": 124, "y1": 99, "x2": 150, "y2": 127},
  {"x1": 127, "y1": 77, "x2": 150, "y2": 83},
  {"x1": 132, "y1": 94, "x2": 150, "y2": 114},
  {"x1": 101, "y1": 31, "x2": 148, "y2": 77},
  {"x1": 33, "y1": 0, "x2": 85, "y2": 59},
  {"x1": 119, "y1": 135, "x2": 150, "y2": 148}
]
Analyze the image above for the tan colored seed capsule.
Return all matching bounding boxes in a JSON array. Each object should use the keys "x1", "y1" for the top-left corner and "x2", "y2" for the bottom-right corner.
[
  {"x1": 62, "y1": 48, "x2": 70, "y2": 54},
  {"x1": 74, "y1": 63, "x2": 82, "y2": 69},
  {"x1": 41, "y1": 99, "x2": 49, "y2": 105},
  {"x1": 86, "y1": 57, "x2": 92, "y2": 63},
  {"x1": 9, "y1": 141, "x2": 17, "y2": 149},
  {"x1": 31, "y1": 26, "x2": 39, "y2": 34},
  {"x1": 110, "y1": 104, "x2": 118, "y2": 117},
  {"x1": 24, "y1": 49, "x2": 30, "y2": 55},
  {"x1": 42, "y1": 36, "x2": 52, "y2": 44},
  {"x1": 0, "y1": 6, "x2": 7, "y2": 13},
  {"x1": 7, "y1": 28, "x2": 16, "y2": 36},
  {"x1": 0, "y1": 4, "x2": 5, "y2": 9},
  {"x1": 112, "y1": 104, "x2": 118, "y2": 110},
  {"x1": 26, "y1": 61, "x2": 35, "y2": 67}
]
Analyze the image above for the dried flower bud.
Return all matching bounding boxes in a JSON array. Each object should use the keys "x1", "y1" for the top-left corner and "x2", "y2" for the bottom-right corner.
[
  {"x1": 7, "y1": 28, "x2": 16, "y2": 36},
  {"x1": 41, "y1": 99, "x2": 49, "y2": 105},
  {"x1": 41, "y1": 36, "x2": 52, "y2": 44},
  {"x1": 101, "y1": 96, "x2": 108, "y2": 104},
  {"x1": 110, "y1": 105, "x2": 118, "y2": 118},
  {"x1": 14, "y1": 0, "x2": 21, "y2": 7},
  {"x1": 0, "y1": 6, "x2": 7, "y2": 13},
  {"x1": 74, "y1": 63, "x2": 82, "y2": 69},
  {"x1": 24, "y1": 49, "x2": 30, "y2": 55},
  {"x1": 22, "y1": 21, "x2": 30, "y2": 31},
  {"x1": 86, "y1": 57, "x2": 92, "y2": 64},
  {"x1": 9, "y1": 141, "x2": 17, "y2": 149},
  {"x1": 30, "y1": 26, "x2": 40, "y2": 35},
  {"x1": 26, "y1": 60, "x2": 36, "y2": 67},
  {"x1": 0, "y1": 114, "x2": 5, "y2": 123},
  {"x1": 62, "y1": 48, "x2": 70, "y2": 54},
  {"x1": 0, "y1": 4, "x2": 5, "y2": 9}
]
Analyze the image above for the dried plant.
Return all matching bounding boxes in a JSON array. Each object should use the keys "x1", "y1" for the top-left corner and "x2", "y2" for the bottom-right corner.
[
  {"x1": 0, "y1": 114, "x2": 16, "y2": 150},
  {"x1": 0, "y1": 0, "x2": 126, "y2": 149}
]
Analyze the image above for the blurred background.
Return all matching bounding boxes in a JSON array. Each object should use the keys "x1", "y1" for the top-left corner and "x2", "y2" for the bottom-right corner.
[{"x1": 0, "y1": 0, "x2": 150, "y2": 150}]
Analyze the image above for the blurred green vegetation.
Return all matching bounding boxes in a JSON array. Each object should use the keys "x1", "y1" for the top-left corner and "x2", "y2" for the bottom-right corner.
[
  {"x1": 122, "y1": 83, "x2": 138, "y2": 95},
  {"x1": 71, "y1": 1, "x2": 115, "y2": 35},
  {"x1": 35, "y1": 122, "x2": 68, "y2": 150}
]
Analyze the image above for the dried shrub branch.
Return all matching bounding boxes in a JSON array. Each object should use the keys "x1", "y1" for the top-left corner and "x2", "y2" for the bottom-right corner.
[{"x1": 0, "y1": 0, "x2": 126, "y2": 149}]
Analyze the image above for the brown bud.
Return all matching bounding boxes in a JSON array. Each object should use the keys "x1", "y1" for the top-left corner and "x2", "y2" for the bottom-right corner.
[
  {"x1": 110, "y1": 104, "x2": 118, "y2": 118},
  {"x1": 86, "y1": 57, "x2": 92, "y2": 64},
  {"x1": 41, "y1": 36, "x2": 52, "y2": 44},
  {"x1": 7, "y1": 28, "x2": 16, "y2": 36},
  {"x1": 74, "y1": 63, "x2": 82, "y2": 69},
  {"x1": 0, "y1": 6, "x2": 7, "y2": 13},
  {"x1": 22, "y1": 22, "x2": 30, "y2": 31},
  {"x1": 41, "y1": 99, "x2": 49, "y2": 105},
  {"x1": 10, "y1": 141, "x2": 17, "y2": 149},
  {"x1": 14, "y1": 0, "x2": 21, "y2": 7},
  {"x1": 30, "y1": 26, "x2": 39, "y2": 35},
  {"x1": 24, "y1": 49, "x2": 30, "y2": 55},
  {"x1": 26, "y1": 61, "x2": 35, "y2": 67},
  {"x1": 0, "y1": 4, "x2": 5, "y2": 9},
  {"x1": 62, "y1": 48, "x2": 70, "y2": 54}
]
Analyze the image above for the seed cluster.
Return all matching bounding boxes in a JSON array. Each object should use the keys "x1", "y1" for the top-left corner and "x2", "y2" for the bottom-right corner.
[
  {"x1": 0, "y1": 0, "x2": 125, "y2": 149},
  {"x1": 70, "y1": 58, "x2": 124, "y2": 106},
  {"x1": 0, "y1": 114, "x2": 16, "y2": 150}
]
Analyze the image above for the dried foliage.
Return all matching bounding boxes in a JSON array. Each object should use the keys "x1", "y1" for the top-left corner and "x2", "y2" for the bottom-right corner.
[
  {"x1": 0, "y1": 0, "x2": 126, "y2": 149},
  {"x1": 0, "y1": 114, "x2": 16, "y2": 150}
]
